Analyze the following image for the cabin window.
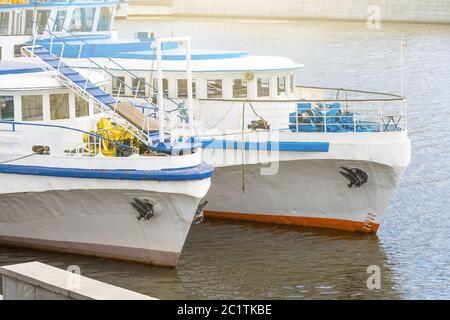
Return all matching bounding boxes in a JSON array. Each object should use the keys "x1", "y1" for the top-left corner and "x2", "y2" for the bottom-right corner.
[
  {"x1": 132, "y1": 78, "x2": 146, "y2": 97},
  {"x1": 24, "y1": 10, "x2": 34, "y2": 35},
  {"x1": 50, "y1": 93, "x2": 70, "y2": 120},
  {"x1": 53, "y1": 10, "x2": 67, "y2": 32},
  {"x1": 70, "y1": 7, "x2": 96, "y2": 32},
  {"x1": 233, "y1": 79, "x2": 247, "y2": 98},
  {"x1": 93, "y1": 106, "x2": 101, "y2": 114},
  {"x1": 21, "y1": 95, "x2": 43, "y2": 121},
  {"x1": 36, "y1": 10, "x2": 50, "y2": 35},
  {"x1": 290, "y1": 74, "x2": 295, "y2": 92},
  {"x1": 177, "y1": 79, "x2": 196, "y2": 98},
  {"x1": 97, "y1": 7, "x2": 113, "y2": 32},
  {"x1": 0, "y1": 96, "x2": 14, "y2": 121},
  {"x1": 112, "y1": 76, "x2": 125, "y2": 96},
  {"x1": 14, "y1": 44, "x2": 26, "y2": 58},
  {"x1": 152, "y1": 78, "x2": 169, "y2": 97},
  {"x1": 75, "y1": 95, "x2": 89, "y2": 118},
  {"x1": 277, "y1": 76, "x2": 286, "y2": 95},
  {"x1": 0, "y1": 12, "x2": 9, "y2": 35},
  {"x1": 163, "y1": 79, "x2": 169, "y2": 96},
  {"x1": 207, "y1": 80, "x2": 223, "y2": 99},
  {"x1": 257, "y1": 77, "x2": 270, "y2": 97}
]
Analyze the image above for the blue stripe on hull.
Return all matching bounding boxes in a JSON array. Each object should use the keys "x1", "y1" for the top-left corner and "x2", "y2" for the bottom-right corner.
[
  {"x1": 0, "y1": 163, "x2": 214, "y2": 181},
  {"x1": 201, "y1": 140, "x2": 329, "y2": 152}
]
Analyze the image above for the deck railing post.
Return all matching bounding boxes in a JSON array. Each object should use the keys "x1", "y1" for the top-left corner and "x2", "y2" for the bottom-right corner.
[
  {"x1": 185, "y1": 38, "x2": 194, "y2": 136},
  {"x1": 77, "y1": 43, "x2": 83, "y2": 68},
  {"x1": 379, "y1": 104, "x2": 383, "y2": 132},
  {"x1": 49, "y1": 36, "x2": 54, "y2": 55},
  {"x1": 58, "y1": 44, "x2": 65, "y2": 72},
  {"x1": 157, "y1": 39, "x2": 165, "y2": 144},
  {"x1": 135, "y1": 80, "x2": 141, "y2": 99},
  {"x1": 85, "y1": 61, "x2": 92, "y2": 91}
]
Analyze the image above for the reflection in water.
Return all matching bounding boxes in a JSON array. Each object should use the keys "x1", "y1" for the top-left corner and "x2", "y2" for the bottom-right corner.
[{"x1": 1, "y1": 219, "x2": 400, "y2": 299}]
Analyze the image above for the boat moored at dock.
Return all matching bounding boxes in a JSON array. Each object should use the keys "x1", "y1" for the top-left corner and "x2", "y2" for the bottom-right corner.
[
  {"x1": 0, "y1": 29, "x2": 212, "y2": 266},
  {"x1": 0, "y1": 0, "x2": 411, "y2": 234}
]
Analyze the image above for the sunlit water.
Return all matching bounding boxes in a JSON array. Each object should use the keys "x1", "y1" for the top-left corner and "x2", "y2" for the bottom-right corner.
[{"x1": 1, "y1": 17, "x2": 449, "y2": 299}]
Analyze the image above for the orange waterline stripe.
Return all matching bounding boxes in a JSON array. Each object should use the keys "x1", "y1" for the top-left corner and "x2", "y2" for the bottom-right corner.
[{"x1": 204, "y1": 210, "x2": 379, "y2": 233}]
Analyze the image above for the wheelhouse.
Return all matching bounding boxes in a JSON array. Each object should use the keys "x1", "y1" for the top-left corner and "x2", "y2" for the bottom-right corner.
[
  {"x1": 0, "y1": 0, "x2": 117, "y2": 60},
  {"x1": 0, "y1": 60, "x2": 105, "y2": 126}
]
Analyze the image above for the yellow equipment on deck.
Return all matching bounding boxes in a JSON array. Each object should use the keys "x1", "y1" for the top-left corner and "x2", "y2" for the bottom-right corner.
[{"x1": 83, "y1": 118, "x2": 141, "y2": 157}]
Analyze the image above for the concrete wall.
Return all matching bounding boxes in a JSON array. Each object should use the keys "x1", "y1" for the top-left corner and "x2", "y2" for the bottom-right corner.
[
  {"x1": 168, "y1": 0, "x2": 450, "y2": 24},
  {"x1": 130, "y1": 0, "x2": 173, "y2": 5}
]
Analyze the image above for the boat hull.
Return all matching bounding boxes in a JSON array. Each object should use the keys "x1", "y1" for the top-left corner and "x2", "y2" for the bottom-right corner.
[
  {"x1": 204, "y1": 159, "x2": 405, "y2": 233},
  {"x1": 0, "y1": 174, "x2": 210, "y2": 267}
]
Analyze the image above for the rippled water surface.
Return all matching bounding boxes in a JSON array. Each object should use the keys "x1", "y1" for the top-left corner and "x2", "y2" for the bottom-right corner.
[{"x1": 1, "y1": 17, "x2": 450, "y2": 299}]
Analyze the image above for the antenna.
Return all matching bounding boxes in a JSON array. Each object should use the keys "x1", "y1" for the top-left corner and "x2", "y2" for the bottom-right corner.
[{"x1": 400, "y1": 40, "x2": 407, "y2": 97}]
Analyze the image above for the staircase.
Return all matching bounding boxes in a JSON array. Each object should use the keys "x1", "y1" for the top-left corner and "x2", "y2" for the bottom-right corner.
[{"x1": 22, "y1": 45, "x2": 158, "y2": 146}]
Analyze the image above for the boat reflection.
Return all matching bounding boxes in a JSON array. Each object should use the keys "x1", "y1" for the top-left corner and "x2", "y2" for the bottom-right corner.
[{"x1": 0, "y1": 218, "x2": 401, "y2": 299}]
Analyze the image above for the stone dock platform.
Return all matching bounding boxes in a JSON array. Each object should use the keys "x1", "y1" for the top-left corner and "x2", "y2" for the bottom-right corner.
[{"x1": 0, "y1": 262, "x2": 155, "y2": 300}]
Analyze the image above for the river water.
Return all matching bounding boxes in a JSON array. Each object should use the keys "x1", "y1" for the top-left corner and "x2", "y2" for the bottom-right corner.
[{"x1": 1, "y1": 17, "x2": 449, "y2": 299}]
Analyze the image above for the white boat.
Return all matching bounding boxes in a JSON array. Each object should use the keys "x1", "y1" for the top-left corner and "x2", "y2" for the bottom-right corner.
[
  {"x1": 0, "y1": 2, "x2": 213, "y2": 267},
  {"x1": 0, "y1": 0, "x2": 411, "y2": 233}
]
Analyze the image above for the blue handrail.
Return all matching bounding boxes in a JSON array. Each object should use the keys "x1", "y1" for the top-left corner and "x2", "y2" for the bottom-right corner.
[
  {"x1": 33, "y1": 15, "x2": 183, "y2": 111},
  {"x1": 0, "y1": 120, "x2": 136, "y2": 154}
]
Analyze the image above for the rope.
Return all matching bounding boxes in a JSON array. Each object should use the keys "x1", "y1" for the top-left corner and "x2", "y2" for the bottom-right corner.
[
  {"x1": 205, "y1": 101, "x2": 235, "y2": 131},
  {"x1": 0, "y1": 153, "x2": 35, "y2": 165},
  {"x1": 248, "y1": 101, "x2": 269, "y2": 130}
]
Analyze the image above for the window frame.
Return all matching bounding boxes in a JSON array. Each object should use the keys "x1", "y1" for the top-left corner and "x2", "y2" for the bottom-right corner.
[
  {"x1": 233, "y1": 79, "x2": 248, "y2": 98},
  {"x1": 0, "y1": 95, "x2": 14, "y2": 121},
  {"x1": 177, "y1": 79, "x2": 196, "y2": 99},
  {"x1": 21, "y1": 95, "x2": 43, "y2": 122},
  {"x1": 97, "y1": 7, "x2": 113, "y2": 32},
  {"x1": 257, "y1": 77, "x2": 270, "y2": 98},
  {"x1": 277, "y1": 76, "x2": 286, "y2": 96},
  {"x1": 69, "y1": 7, "x2": 96, "y2": 33},
  {"x1": 132, "y1": 77, "x2": 146, "y2": 97},
  {"x1": 49, "y1": 93, "x2": 70, "y2": 121},
  {"x1": 75, "y1": 94, "x2": 89, "y2": 118},
  {"x1": 0, "y1": 12, "x2": 10, "y2": 35},
  {"x1": 53, "y1": 10, "x2": 67, "y2": 32},
  {"x1": 207, "y1": 79, "x2": 223, "y2": 99}
]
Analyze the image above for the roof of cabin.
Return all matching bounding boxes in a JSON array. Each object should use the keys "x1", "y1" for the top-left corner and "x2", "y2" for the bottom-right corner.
[
  {"x1": 34, "y1": 35, "x2": 303, "y2": 72},
  {"x1": 73, "y1": 54, "x2": 303, "y2": 73}
]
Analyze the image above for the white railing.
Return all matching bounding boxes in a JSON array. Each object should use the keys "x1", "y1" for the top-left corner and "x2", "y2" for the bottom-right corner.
[{"x1": 196, "y1": 88, "x2": 407, "y2": 136}]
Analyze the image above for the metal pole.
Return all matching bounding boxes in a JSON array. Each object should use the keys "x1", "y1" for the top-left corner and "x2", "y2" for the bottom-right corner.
[
  {"x1": 400, "y1": 40, "x2": 406, "y2": 97},
  {"x1": 77, "y1": 43, "x2": 83, "y2": 68},
  {"x1": 157, "y1": 39, "x2": 165, "y2": 143},
  {"x1": 58, "y1": 44, "x2": 65, "y2": 71},
  {"x1": 186, "y1": 38, "x2": 194, "y2": 136}
]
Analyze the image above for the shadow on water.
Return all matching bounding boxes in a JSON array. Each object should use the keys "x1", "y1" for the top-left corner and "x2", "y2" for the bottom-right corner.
[{"x1": 0, "y1": 218, "x2": 401, "y2": 299}]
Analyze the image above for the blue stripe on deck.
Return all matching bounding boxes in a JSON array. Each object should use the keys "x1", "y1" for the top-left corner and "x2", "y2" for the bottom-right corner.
[
  {"x1": 0, "y1": 163, "x2": 214, "y2": 181},
  {"x1": 201, "y1": 140, "x2": 329, "y2": 152}
]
